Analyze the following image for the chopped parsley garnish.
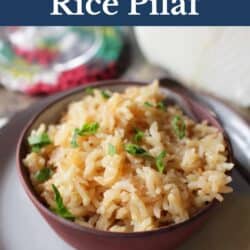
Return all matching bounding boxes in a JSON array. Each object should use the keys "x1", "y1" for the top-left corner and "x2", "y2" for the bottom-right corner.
[
  {"x1": 78, "y1": 122, "x2": 99, "y2": 136},
  {"x1": 156, "y1": 101, "x2": 166, "y2": 111},
  {"x1": 71, "y1": 128, "x2": 81, "y2": 148},
  {"x1": 133, "y1": 128, "x2": 144, "y2": 143},
  {"x1": 35, "y1": 168, "x2": 52, "y2": 182},
  {"x1": 31, "y1": 145, "x2": 41, "y2": 153},
  {"x1": 101, "y1": 90, "x2": 111, "y2": 99},
  {"x1": 156, "y1": 150, "x2": 167, "y2": 173},
  {"x1": 85, "y1": 87, "x2": 94, "y2": 95},
  {"x1": 144, "y1": 101, "x2": 154, "y2": 107},
  {"x1": 71, "y1": 122, "x2": 99, "y2": 147},
  {"x1": 124, "y1": 143, "x2": 150, "y2": 157},
  {"x1": 171, "y1": 115, "x2": 186, "y2": 140},
  {"x1": 28, "y1": 132, "x2": 52, "y2": 152},
  {"x1": 108, "y1": 143, "x2": 116, "y2": 156},
  {"x1": 51, "y1": 184, "x2": 75, "y2": 220},
  {"x1": 144, "y1": 101, "x2": 166, "y2": 111}
]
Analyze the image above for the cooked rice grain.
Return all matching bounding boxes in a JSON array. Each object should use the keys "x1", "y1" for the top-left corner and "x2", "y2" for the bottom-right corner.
[{"x1": 23, "y1": 82, "x2": 234, "y2": 232}]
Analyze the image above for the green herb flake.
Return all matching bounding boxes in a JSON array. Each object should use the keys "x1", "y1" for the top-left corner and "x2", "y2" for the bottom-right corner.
[
  {"x1": 71, "y1": 123, "x2": 99, "y2": 148},
  {"x1": 85, "y1": 87, "x2": 94, "y2": 95},
  {"x1": 156, "y1": 150, "x2": 167, "y2": 173},
  {"x1": 144, "y1": 101, "x2": 166, "y2": 111},
  {"x1": 35, "y1": 168, "x2": 52, "y2": 182},
  {"x1": 78, "y1": 122, "x2": 99, "y2": 136},
  {"x1": 101, "y1": 90, "x2": 111, "y2": 99},
  {"x1": 108, "y1": 143, "x2": 116, "y2": 156},
  {"x1": 31, "y1": 145, "x2": 41, "y2": 153},
  {"x1": 28, "y1": 132, "x2": 52, "y2": 152},
  {"x1": 71, "y1": 128, "x2": 81, "y2": 148},
  {"x1": 171, "y1": 115, "x2": 186, "y2": 140},
  {"x1": 124, "y1": 143, "x2": 150, "y2": 157},
  {"x1": 51, "y1": 184, "x2": 75, "y2": 220},
  {"x1": 133, "y1": 128, "x2": 144, "y2": 143},
  {"x1": 144, "y1": 101, "x2": 154, "y2": 108},
  {"x1": 156, "y1": 101, "x2": 166, "y2": 111}
]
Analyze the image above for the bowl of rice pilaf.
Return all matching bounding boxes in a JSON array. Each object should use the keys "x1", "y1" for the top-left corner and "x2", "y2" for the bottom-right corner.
[{"x1": 17, "y1": 81, "x2": 234, "y2": 250}]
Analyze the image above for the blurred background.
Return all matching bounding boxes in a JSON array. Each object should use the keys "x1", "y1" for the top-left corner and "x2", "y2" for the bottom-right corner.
[{"x1": 0, "y1": 26, "x2": 249, "y2": 128}]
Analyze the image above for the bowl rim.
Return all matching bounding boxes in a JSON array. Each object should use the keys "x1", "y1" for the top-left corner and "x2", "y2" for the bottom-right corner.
[{"x1": 16, "y1": 79, "x2": 233, "y2": 238}]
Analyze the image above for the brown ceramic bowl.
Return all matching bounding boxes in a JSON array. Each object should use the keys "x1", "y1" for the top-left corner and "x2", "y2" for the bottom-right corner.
[{"x1": 16, "y1": 80, "x2": 233, "y2": 250}]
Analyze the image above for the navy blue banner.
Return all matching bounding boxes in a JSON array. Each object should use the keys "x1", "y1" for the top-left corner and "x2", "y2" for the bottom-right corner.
[{"x1": 0, "y1": 0, "x2": 249, "y2": 25}]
